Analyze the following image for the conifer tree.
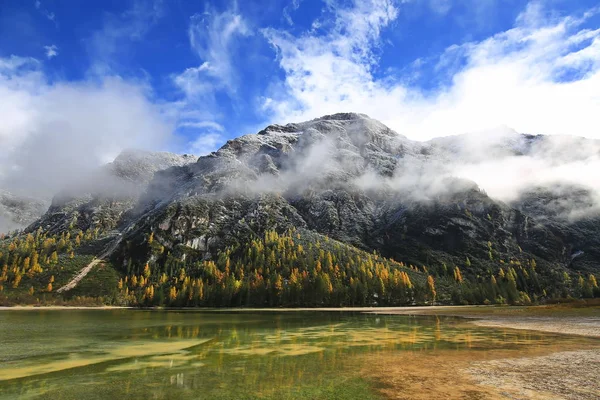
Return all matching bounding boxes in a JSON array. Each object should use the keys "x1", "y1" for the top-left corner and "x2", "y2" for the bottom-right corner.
[
  {"x1": 143, "y1": 263, "x2": 151, "y2": 279},
  {"x1": 427, "y1": 275, "x2": 436, "y2": 304}
]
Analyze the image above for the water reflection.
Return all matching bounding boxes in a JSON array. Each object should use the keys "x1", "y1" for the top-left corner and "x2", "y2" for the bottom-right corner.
[{"x1": 0, "y1": 311, "x2": 593, "y2": 400}]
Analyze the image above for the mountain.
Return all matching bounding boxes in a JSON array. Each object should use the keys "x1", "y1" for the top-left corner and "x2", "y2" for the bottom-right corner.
[
  {"x1": 512, "y1": 184, "x2": 600, "y2": 275},
  {"x1": 1, "y1": 113, "x2": 599, "y2": 306},
  {"x1": 0, "y1": 150, "x2": 197, "y2": 234},
  {"x1": 0, "y1": 191, "x2": 48, "y2": 233},
  {"x1": 29, "y1": 150, "x2": 197, "y2": 234},
  {"x1": 125, "y1": 114, "x2": 597, "y2": 267}
]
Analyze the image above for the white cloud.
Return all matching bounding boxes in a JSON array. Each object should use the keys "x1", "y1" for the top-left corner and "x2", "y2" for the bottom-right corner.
[
  {"x1": 171, "y1": 4, "x2": 250, "y2": 153},
  {"x1": 283, "y1": 0, "x2": 303, "y2": 26},
  {"x1": 454, "y1": 146, "x2": 600, "y2": 205},
  {"x1": 0, "y1": 55, "x2": 40, "y2": 73},
  {"x1": 262, "y1": 0, "x2": 600, "y2": 141},
  {"x1": 34, "y1": 1, "x2": 57, "y2": 23},
  {"x1": 172, "y1": 64, "x2": 213, "y2": 98},
  {"x1": 0, "y1": 55, "x2": 173, "y2": 198},
  {"x1": 174, "y1": 6, "x2": 250, "y2": 97},
  {"x1": 178, "y1": 120, "x2": 225, "y2": 131},
  {"x1": 44, "y1": 45, "x2": 58, "y2": 59},
  {"x1": 189, "y1": 132, "x2": 224, "y2": 155}
]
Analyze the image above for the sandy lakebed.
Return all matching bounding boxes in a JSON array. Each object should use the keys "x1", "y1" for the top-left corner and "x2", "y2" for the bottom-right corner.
[
  {"x1": 1, "y1": 303, "x2": 599, "y2": 399},
  {"x1": 364, "y1": 303, "x2": 600, "y2": 399}
]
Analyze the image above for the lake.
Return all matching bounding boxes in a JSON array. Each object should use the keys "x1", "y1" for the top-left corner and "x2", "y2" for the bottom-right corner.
[{"x1": 0, "y1": 310, "x2": 594, "y2": 399}]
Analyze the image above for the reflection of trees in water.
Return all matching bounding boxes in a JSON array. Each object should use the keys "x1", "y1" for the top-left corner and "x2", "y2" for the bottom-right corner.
[
  {"x1": 2, "y1": 313, "x2": 564, "y2": 399},
  {"x1": 122, "y1": 314, "x2": 557, "y2": 396},
  {"x1": 123, "y1": 313, "x2": 552, "y2": 355}
]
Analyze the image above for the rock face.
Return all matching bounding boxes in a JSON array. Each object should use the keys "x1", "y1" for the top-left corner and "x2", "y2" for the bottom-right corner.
[
  {"x1": 91, "y1": 113, "x2": 599, "y2": 283},
  {"x1": 512, "y1": 185, "x2": 600, "y2": 275},
  {"x1": 0, "y1": 191, "x2": 48, "y2": 232},
  {"x1": 108, "y1": 149, "x2": 198, "y2": 185},
  {"x1": 29, "y1": 150, "x2": 197, "y2": 234}
]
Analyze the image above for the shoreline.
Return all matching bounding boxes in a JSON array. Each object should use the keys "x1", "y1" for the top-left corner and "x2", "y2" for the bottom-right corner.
[
  {"x1": 0, "y1": 305, "x2": 480, "y2": 312},
  {"x1": 0, "y1": 305, "x2": 131, "y2": 310},
  {"x1": 365, "y1": 305, "x2": 600, "y2": 338},
  {"x1": 2, "y1": 304, "x2": 599, "y2": 338},
  {"x1": 468, "y1": 317, "x2": 600, "y2": 338}
]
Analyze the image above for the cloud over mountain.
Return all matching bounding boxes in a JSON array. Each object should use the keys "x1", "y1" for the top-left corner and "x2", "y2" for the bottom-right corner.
[{"x1": 262, "y1": 1, "x2": 600, "y2": 140}]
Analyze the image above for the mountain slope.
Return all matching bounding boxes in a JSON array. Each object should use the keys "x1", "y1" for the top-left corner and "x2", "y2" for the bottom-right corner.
[
  {"x1": 1, "y1": 113, "x2": 599, "y2": 306},
  {"x1": 108, "y1": 113, "x2": 598, "y2": 305},
  {"x1": 29, "y1": 150, "x2": 197, "y2": 234},
  {"x1": 0, "y1": 191, "x2": 48, "y2": 233}
]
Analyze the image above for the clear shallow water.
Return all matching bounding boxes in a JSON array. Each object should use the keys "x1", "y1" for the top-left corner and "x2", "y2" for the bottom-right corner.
[{"x1": 0, "y1": 310, "x2": 588, "y2": 399}]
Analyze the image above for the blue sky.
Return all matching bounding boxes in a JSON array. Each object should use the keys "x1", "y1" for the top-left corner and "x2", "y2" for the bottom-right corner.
[{"x1": 1, "y1": 0, "x2": 599, "y2": 174}]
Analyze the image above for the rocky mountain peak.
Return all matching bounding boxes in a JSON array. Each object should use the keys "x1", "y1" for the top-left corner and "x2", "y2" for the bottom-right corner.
[
  {"x1": 28, "y1": 150, "x2": 198, "y2": 234},
  {"x1": 109, "y1": 149, "x2": 197, "y2": 184},
  {"x1": 313, "y1": 112, "x2": 371, "y2": 121},
  {"x1": 139, "y1": 114, "x2": 421, "y2": 206},
  {"x1": 0, "y1": 190, "x2": 48, "y2": 232}
]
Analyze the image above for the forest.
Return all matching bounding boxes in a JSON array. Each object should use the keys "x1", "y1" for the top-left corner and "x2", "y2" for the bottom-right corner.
[{"x1": 1, "y1": 226, "x2": 598, "y2": 307}]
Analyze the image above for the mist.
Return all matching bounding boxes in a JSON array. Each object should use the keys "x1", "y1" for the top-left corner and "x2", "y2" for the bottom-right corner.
[
  {"x1": 434, "y1": 129, "x2": 600, "y2": 220},
  {"x1": 206, "y1": 118, "x2": 600, "y2": 223},
  {"x1": 0, "y1": 57, "x2": 176, "y2": 232},
  {"x1": 0, "y1": 76, "x2": 172, "y2": 197}
]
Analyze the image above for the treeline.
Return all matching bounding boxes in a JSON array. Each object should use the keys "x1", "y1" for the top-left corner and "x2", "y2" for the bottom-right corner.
[
  {"x1": 0, "y1": 228, "x2": 99, "y2": 296},
  {"x1": 414, "y1": 255, "x2": 599, "y2": 305},
  {"x1": 119, "y1": 230, "x2": 600, "y2": 307},
  {"x1": 1, "y1": 226, "x2": 598, "y2": 307},
  {"x1": 118, "y1": 228, "x2": 599, "y2": 307},
  {"x1": 119, "y1": 229, "x2": 438, "y2": 307}
]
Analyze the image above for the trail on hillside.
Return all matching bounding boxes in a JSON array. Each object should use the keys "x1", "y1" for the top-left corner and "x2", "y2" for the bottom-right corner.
[
  {"x1": 56, "y1": 258, "x2": 102, "y2": 293},
  {"x1": 56, "y1": 230, "x2": 127, "y2": 293},
  {"x1": 55, "y1": 204, "x2": 157, "y2": 294}
]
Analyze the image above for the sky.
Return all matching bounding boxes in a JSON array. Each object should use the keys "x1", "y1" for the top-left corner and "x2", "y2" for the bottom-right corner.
[{"x1": 0, "y1": 0, "x2": 599, "y2": 190}]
